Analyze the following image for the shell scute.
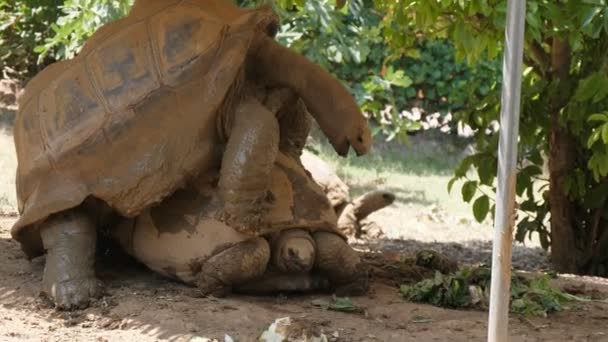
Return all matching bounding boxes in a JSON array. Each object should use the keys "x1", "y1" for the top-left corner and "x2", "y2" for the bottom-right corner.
[
  {"x1": 43, "y1": 65, "x2": 105, "y2": 158},
  {"x1": 89, "y1": 23, "x2": 160, "y2": 112},
  {"x1": 152, "y1": 6, "x2": 224, "y2": 84}
]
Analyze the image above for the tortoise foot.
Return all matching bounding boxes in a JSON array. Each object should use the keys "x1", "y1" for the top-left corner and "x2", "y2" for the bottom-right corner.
[
  {"x1": 196, "y1": 237, "x2": 270, "y2": 296},
  {"x1": 40, "y1": 209, "x2": 99, "y2": 310},
  {"x1": 332, "y1": 264, "x2": 370, "y2": 297},
  {"x1": 42, "y1": 276, "x2": 102, "y2": 310},
  {"x1": 313, "y1": 231, "x2": 369, "y2": 295}
]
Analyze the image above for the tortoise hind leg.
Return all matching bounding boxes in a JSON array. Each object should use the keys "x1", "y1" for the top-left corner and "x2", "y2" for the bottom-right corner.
[
  {"x1": 197, "y1": 237, "x2": 270, "y2": 296},
  {"x1": 313, "y1": 231, "x2": 369, "y2": 296},
  {"x1": 40, "y1": 209, "x2": 101, "y2": 310}
]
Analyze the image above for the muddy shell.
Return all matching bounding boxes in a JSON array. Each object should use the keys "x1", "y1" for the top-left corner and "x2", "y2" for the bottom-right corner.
[
  {"x1": 113, "y1": 153, "x2": 343, "y2": 284},
  {"x1": 12, "y1": 0, "x2": 277, "y2": 257}
]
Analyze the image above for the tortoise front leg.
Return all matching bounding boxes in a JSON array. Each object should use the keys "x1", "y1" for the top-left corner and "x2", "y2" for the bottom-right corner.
[
  {"x1": 40, "y1": 209, "x2": 101, "y2": 310},
  {"x1": 197, "y1": 237, "x2": 270, "y2": 296},
  {"x1": 218, "y1": 97, "x2": 279, "y2": 234},
  {"x1": 313, "y1": 231, "x2": 369, "y2": 296}
]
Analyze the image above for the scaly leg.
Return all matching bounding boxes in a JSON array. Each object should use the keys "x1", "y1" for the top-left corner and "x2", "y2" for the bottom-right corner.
[
  {"x1": 41, "y1": 209, "x2": 101, "y2": 310},
  {"x1": 197, "y1": 237, "x2": 270, "y2": 296},
  {"x1": 313, "y1": 231, "x2": 369, "y2": 296}
]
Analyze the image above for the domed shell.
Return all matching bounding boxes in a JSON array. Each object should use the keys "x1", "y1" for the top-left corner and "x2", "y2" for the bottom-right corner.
[{"x1": 12, "y1": 0, "x2": 278, "y2": 258}]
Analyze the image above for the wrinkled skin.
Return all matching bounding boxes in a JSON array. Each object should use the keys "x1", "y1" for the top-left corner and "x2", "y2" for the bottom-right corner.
[{"x1": 16, "y1": 0, "x2": 372, "y2": 309}]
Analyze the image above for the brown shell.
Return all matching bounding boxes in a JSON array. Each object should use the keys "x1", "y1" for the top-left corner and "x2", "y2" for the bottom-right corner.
[{"x1": 12, "y1": 0, "x2": 277, "y2": 257}]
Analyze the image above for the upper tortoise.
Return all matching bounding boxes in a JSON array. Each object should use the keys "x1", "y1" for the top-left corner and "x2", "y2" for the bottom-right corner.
[{"x1": 12, "y1": 0, "x2": 371, "y2": 309}]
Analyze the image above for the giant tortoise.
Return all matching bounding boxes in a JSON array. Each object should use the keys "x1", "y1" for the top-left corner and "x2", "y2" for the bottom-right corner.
[{"x1": 12, "y1": 0, "x2": 371, "y2": 309}]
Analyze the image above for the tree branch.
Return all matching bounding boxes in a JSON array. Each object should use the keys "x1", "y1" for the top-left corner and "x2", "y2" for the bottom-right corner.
[{"x1": 525, "y1": 41, "x2": 549, "y2": 77}]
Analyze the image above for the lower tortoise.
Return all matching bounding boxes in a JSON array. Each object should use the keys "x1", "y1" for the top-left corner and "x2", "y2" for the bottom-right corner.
[{"x1": 114, "y1": 151, "x2": 367, "y2": 296}]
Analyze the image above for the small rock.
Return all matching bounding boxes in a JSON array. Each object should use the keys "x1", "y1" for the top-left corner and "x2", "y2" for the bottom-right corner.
[{"x1": 259, "y1": 317, "x2": 328, "y2": 342}]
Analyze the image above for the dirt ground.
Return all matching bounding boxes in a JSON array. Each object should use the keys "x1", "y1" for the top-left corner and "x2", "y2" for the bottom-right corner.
[{"x1": 3, "y1": 216, "x2": 608, "y2": 342}]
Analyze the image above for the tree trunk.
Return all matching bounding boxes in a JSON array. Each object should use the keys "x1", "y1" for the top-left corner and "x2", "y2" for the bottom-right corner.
[{"x1": 548, "y1": 38, "x2": 578, "y2": 273}]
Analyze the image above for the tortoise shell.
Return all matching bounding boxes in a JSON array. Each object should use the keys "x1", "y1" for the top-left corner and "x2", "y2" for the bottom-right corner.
[{"x1": 12, "y1": 0, "x2": 278, "y2": 257}]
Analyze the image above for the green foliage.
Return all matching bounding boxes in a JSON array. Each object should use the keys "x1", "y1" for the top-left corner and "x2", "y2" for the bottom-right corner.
[
  {"x1": 34, "y1": 0, "x2": 133, "y2": 61},
  {"x1": 0, "y1": 0, "x2": 63, "y2": 79},
  {"x1": 400, "y1": 267, "x2": 583, "y2": 317},
  {"x1": 0, "y1": 0, "x2": 132, "y2": 79}
]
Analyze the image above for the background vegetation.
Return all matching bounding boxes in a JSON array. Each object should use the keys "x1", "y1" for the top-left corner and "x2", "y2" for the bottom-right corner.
[{"x1": 2, "y1": 0, "x2": 608, "y2": 276}]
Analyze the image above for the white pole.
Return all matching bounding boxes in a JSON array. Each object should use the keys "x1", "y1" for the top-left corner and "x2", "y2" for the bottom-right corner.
[{"x1": 487, "y1": 1, "x2": 526, "y2": 341}]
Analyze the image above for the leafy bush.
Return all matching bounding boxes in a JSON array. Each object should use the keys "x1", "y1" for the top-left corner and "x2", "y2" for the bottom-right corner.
[
  {"x1": 0, "y1": 0, "x2": 132, "y2": 80},
  {"x1": 0, "y1": 0, "x2": 63, "y2": 79},
  {"x1": 34, "y1": 0, "x2": 133, "y2": 61}
]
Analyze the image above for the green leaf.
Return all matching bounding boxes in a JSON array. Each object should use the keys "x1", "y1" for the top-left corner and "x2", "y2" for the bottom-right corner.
[
  {"x1": 588, "y1": 129, "x2": 602, "y2": 148},
  {"x1": 329, "y1": 297, "x2": 365, "y2": 313},
  {"x1": 477, "y1": 156, "x2": 496, "y2": 185},
  {"x1": 601, "y1": 124, "x2": 608, "y2": 144},
  {"x1": 461, "y1": 180, "x2": 478, "y2": 203},
  {"x1": 516, "y1": 172, "x2": 531, "y2": 196},
  {"x1": 575, "y1": 74, "x2": 608, "y2": 102},
  {"x1": 588, "y1": 113, "x2": 608, "y2": 122},
  {"x1": 447, "y1": 177, "x2": 458, "y2": 193},
  {"x1": 454, "y1": 156, "x2": 475, "y2": 178},
  {"x1": 473, "y1": 195, "x2": 490, "y2": 223}
]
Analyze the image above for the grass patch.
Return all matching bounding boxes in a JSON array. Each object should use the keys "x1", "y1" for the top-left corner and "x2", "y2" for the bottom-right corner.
[
  {"x1": 306, "y1": 129, "x2": 475, "y2": 219},
  {"x1": 307, "y1": 130, "x2": 466, "y2": 177}
]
